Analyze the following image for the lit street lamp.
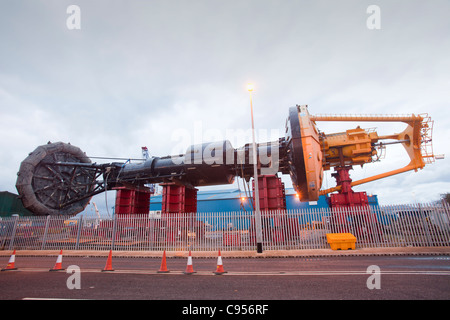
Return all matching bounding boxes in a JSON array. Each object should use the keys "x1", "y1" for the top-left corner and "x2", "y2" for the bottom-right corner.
[{"x1": 247, "y1": 83, "x2": 263, "y2": 253}]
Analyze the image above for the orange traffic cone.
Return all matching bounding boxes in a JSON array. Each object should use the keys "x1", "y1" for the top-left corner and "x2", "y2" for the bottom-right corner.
[
  {"x1": 102, "y1": 250, "x2": 114, "y2": 272},
  {"x1": 214, "y1": 250, "x2": 227, "y2": 275},
  {"x1": 1, "y1": 250, "x2": 18, "y2": 271},
  {"x1": 50, "y1": 250, "x2": 65, "y2": 271},
  {"x1": 184, "y1": 250, "x2": 196, "y2": 275},
  {"x1": 157, "y1": 250, "x2": 170, "y2": 273}
]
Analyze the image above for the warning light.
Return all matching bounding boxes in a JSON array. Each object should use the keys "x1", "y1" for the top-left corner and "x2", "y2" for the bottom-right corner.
[{"x1": 247, "y1": 83, "x2": 254, "y2": 92}]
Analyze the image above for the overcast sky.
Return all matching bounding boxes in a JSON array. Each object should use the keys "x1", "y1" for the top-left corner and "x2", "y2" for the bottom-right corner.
[{"x1": 1, "y1": 1, "x2": 449, "y2": 215}]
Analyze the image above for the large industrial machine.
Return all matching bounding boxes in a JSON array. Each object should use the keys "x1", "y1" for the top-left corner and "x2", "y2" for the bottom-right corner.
[{"x1": 15, "y1": 105, "x2": 437, "y2": 216}]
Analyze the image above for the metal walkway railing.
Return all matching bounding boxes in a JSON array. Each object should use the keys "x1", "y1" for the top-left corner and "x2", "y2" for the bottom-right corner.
[{"x1": 1, "y1": 203, "x2": 449, "y2": 252}]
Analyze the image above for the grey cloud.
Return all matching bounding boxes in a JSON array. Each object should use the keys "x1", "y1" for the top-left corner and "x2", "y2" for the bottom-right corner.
[{"x1": 0, "y1": 1, "x2": 449, "y2": 209}]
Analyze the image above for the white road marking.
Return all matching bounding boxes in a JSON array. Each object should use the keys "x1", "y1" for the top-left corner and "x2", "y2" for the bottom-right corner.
[
  {"x1": 22, "y1": 298, "x2": 88, "y2": 300},
  {"x1": 10, "y1": 267, "x2": 450, "y2": 276}
]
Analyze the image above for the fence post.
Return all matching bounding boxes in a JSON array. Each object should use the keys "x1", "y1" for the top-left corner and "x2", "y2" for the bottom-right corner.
[
  {"x1": 111, "y1": 214, "x2": 117, "y2": 250},
  {"x1": 0, "y1": 219, "x2": 7, "y2": 249},
  {"x1": 420, "y1": 203, "x2": 432, "y2": 246},
  {"x1": 148, "y1": 214, "x2": 154, "y2": 250},
  {"x1": 8, "y1": 215, "x2": 19, "y2": 250},
  {"x1": 41, "y1": 215, "x2": 51, "y2": 250},
  {"x1": 75, "y1": 215, "x2": 83, "y2": 250}
]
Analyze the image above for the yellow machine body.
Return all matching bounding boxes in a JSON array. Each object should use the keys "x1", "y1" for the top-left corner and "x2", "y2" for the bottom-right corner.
[{"x1": 292, "y1": 106, "x2": 435, "y2": 201}]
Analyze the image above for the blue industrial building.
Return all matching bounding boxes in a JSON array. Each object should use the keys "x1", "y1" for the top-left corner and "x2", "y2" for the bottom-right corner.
[{"x1": 149, "y1": 188, "x2": 379, "y2": 213}]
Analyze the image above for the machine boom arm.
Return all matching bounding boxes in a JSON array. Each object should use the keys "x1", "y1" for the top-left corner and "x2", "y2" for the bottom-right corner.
[
  {"x1": 15, "y1": 105, "x2": 437, "y2": 216},
  {"x1": 313, "y1": 113, "x2": 434, "y2": 195}
]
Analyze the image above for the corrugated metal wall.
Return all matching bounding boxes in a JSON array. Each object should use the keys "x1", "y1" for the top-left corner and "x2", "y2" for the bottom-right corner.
[{"x1": 149, "y1": 188, "x2": 379, "y2": 213}]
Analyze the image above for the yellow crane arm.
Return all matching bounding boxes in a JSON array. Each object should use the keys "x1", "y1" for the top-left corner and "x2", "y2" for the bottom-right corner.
[{"x1": 309, "y1": 113, "x2": 434, "y2": 196}]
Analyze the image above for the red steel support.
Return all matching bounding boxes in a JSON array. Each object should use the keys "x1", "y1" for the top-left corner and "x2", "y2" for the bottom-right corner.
[
  {"x1": 114, "y1": 186, "x2": 151, "y2": 215},
  {"x1": 328, "y1": 166, "x2": 381, "y2": 239},
  {"x1": 252, "y1": 175, "x2": 286, "y2": 212},
  {"x1": 251, "y1": 175, "x2": 287, "y2": 244},
  {"x1": 112, "y1": 186, "x2": 152, "y2": 241},
  {"x1": 160, "y1": 183, "x2": 198, "y2": 242},
  {"x1": 161, "y1": 183, "x2": 197, "y2": 214},
  {"x1": 329, "y1": 166, "x2": 369, "y2": 208}
]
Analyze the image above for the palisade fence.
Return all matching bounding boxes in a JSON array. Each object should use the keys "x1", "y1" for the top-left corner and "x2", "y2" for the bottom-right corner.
[{"x1": 1, "y1": 202, "x2": 449, "y2": 252}]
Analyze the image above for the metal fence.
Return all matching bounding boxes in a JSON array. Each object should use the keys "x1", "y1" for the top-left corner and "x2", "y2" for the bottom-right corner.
[{"x1": 1, "y1": 202, "x2": 449, "y2": 252}]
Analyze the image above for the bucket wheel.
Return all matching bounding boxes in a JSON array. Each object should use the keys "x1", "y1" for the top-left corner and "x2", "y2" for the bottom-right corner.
[{"x1": 16, "y1": 142, "x2": 101, "y2": 216}]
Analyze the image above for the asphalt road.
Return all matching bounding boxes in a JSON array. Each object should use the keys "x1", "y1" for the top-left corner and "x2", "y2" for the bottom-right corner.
[{"x1": 1, "y1": 255, "x2": 449, "y2": 303}]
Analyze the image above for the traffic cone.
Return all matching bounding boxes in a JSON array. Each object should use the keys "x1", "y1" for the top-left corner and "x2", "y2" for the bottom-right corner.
[
  {"x1": 157, "y1": 250, "x2": 169, "y2": 273},
  {"x1": 213, "y1": 250, "x2": 227, "y2": 275},
  {"x1": 102, "y1": 250, "x2": 114, "y2": 272},
  {"x1": 50, "y1": 250, "x2": 65, "y2": 271},
  {"x1": 184, "y1": 250, "x2": 196, "y2": 275},
  {"x1": 1, "y1": 250, "x2": 18, "y2": 271}
]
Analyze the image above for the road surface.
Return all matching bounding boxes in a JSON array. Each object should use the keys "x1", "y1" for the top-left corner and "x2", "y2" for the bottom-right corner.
[{"x1": 1, "y1": 255, "x2": 449, "y2": 302}]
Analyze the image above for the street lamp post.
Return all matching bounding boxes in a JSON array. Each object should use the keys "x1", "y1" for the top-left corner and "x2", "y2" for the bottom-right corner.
[{"x1": 247, "y1": 83, "x2": 263, "y2": 253}]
